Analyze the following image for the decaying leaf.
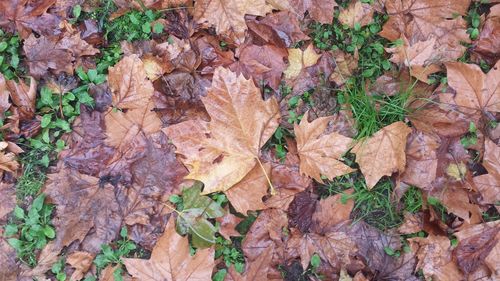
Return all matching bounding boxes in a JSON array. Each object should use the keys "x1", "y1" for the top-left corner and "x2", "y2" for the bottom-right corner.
[
  {"x1": 123, "y1": 218, "x2": 215, "y2": 281},
  {"x1": 338, "y1": 0, "x2": 374, "y2": 28},
  {"x1": 163, "y1": 67, "x2": 280, "y2": 194},
  {"x1": 352, "y1": 122, "x2": 412, "y2": 189},
  {"x1": 445, "y1": 60, "x2": 500, "y2": 114},
  {"x1": 0, "y1": 183, "x2": 15, "y2": 221},
  {"x1": 473, "y1": 139, "x2": 500, "y2": 208},
  {"x1": 193, "y1": 0, "x2": 272, "y2": 44},
  {"x1": 294, "y1": 111, "x2": 354, "y2": 183},
  {"x1": 108, "y1": 55, "x2": 155, "y2": 109},
  {"x1": 227, "y1": 246, "x2": 274, "y2": 281},
  {"x1": 267, "y1": 0, "x2": 338, "y2": 24},
  {"x1": 66, "y1": 251, "x2": 94, "y2": 281}
]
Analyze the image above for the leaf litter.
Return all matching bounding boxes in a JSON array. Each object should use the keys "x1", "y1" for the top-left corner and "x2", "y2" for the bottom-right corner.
[{"x1": 0, "y1": 0, "x2": 499, "y2": 280}]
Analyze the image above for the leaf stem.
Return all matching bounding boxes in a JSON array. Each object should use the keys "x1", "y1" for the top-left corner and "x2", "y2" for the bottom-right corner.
[{"x1": 255, "y1": 157, "x2": 276, "y2": 196}]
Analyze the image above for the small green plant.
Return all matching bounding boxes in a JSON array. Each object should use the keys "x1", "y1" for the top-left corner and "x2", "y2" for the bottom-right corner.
[
  {"x1": 94, "y1": 227, "x2": 137, "y2": 280},
  {"x1": 213, "y1": 236, "x2": 245, "y2": 279},
  {"x1": 461, "y1": 122, "x2": 478, "y2": 148},
  {"x1": 15, "y1": 145, "x2": 52, "y2": 198},
  {"x1": 4, "y1": 194, "x2": 55, "y2": 267},
  {"x1": 287, "y1": 90, "x2": 314, "y2": 124},
  {"x1": 96, "y1": 44, "x2": 123, "y2": 74},
  {"x1": 383, "y1": 246, "x2": 401, "y2": 258},
  {"x1": 318, "y1": 173, "x2": 404, "y2": 230},
  {"x1": 51, "y1": 258, "x2": 67, "y2": 281},
  {"x1": 402, "y1": 186, "x2": 423, "y2": 213},
  {"x1": 169, "y1": 183, "x2": 225, "y2": 248},
  {"x1": 0, "y1": 29, "x2": 22, "y2": 80},
  {"x1": 427, "y1": 196, "x2": 449, "y2": 222},
  {"x1": 466, "y1": 1, "x2": 489, "y2": 40},
  {"x1": 104, "y1": 9, "x2": 163, "y2": 43}
]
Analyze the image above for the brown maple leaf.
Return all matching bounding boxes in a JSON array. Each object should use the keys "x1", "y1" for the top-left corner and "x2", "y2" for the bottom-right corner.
[
  {"x1": 402, "y1": 131, "x2": 440, "y2": 189},
  {"x1": 224, "y1": 163, "x2": 270, "y2": 215},
  {"x1": 227, "y1": 246, "x2": 274, "y2": 281},
  {"x1": 0, "y1": 0, "x2": 61, "y2": 38},
  {"x1": 0, "y1": 232, "x2": 19, "y2": 281},
  {"x1": 474, "y1": 4, "x2": 500, "y2": 64},
  {"x1": 409, "y1": 235, "x2": 464, "y2": 281},
  {"x1": 123, "y1": 218, "x2": 214, "y2": 281},
  {"x1": 267, "y1": 0, "x2": 338, "y2": 24},
  {"x1": 338, "y1": 0, "x2": 374, "y2": 28},
  {"x1": 66, "y1": 251, "x2": 94, "y2": 281},
  {"x1": 108, "y1": 55, "x2": 155, "y2": 110},
  {"x1": 352, "y1": 122, "x2": 412, "y2": 189},
  {"x1": 294, "y1": 111, "x2": 354, "y2": 183},
  {"x1": 23, "y1": 32, "x2": 99, "y2": 78},
  {"x1": 229, "y1": 44, "x2": 287, "y2": 91},
  {"x1": 0, "y1": 141, "x2": 19, "y2": 175},
  {"x1": 473, "y1": 139, "x2": 500, "y2": 211},
  {"x1": 163, "y1": 67, "x2": 280, "y2": 194},
  {"x1": 193, "y1": 0, "x2": 272, "y2": 44},
  {"x1": 0, "y1": 182, "x2": 15, "y2": 221},
  {"x1": 445, "y1": 60, "x2": 500, "y2": 114},
  {"x1": 453, "y1": 221, "x2": 499, "y2": 276}
]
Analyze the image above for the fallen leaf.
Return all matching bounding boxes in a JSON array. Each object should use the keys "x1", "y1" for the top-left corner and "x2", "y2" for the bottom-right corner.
[
  {"x1": 224, "y1": 162, "x2": 271, "y2": 215},
  {"x1": 453, "y1": 221, "x2": 499, "y2": 275},
  {"x1": 410, "y1": 235, "x2": 463, "y2": 281},
  {"x1": 287, "y1": 191, "x2": 317, "y2": 233},
  {"x1": 311, "y1": 190, "x2": 354, "y2": 234},
  {"x1": 330, "y1": 49, "x2": 358, "y2": 86},
  {"x1": 163, "y1": 67, "x2": 280, "y2": 194},
  {"x1": 352, "y1": 122, "x2": 412, "y2": 189},
  {"x1": 0, "y1": 74, "x2": 11, "y2": 117},
  {"x1": 294, "y1": 111, "x2": 354, "y2": 183},
  {"x1": 246, "y1": 11, "x2": 309, "y2": 48},
  {"x1": 0, "y1": 141, "x2": 19, "y2": 174},
  {"x1": 397, "y1": 213, "x2": 423, "y2": 234},
  {"x1": 227, "y1": 246, "x2": 274, "y2": 281},
  {"x1": 24, "y1": 33, "x2": 98, "y2": 78},
  {"x1": 216, "y1": 211, "x2": 243, "y2": 240},
  {"x1": 445, "y1": 60, "x2": 500, "y2": 114},
  {"x1": 0, "y1": 0, "x2": 61, "y2": 38},
  {"x1": 66, "y1": 251, "x2": 94, "y2": 281},
  {"x1": 193, "y1": 0, "x2": 272, "y2": 44},
  {"x1": 108, "y1": 55, "x2": 155, "y2": 109},
  {"x1": 338, "y1": 0, "x2": 374, "y2": 28},
  {"x1": 0, "y1": 183, "x2": 15, "y2": 221},
  {"x1": 5, "y1": 76, "x2": 37, "y2": 121},
  {"x1": 268, "y1": 0, "x2": 338, "y2": 24},
  {"x1": 473, "y1": 139, "x2": 500, "y2": 208},
  {"x1": 229, "y1": 44, "x2": 287, "y2": 90},
  {"x1": 284, "y1": 44, "x2": 321, "y2": 79},
  {"x1": 380, "y1": 0, "x2": 470, "y2": 64},
  {"x1": 123, "y1": 218, "x2": 215, "y2": 281},
  {"x1": 402, "y1": 131, "x2": 440, "y2": 189},
  {"x1": 474, "y1": 4, "x2": 500, "y2": 64},
  {"x1": 0, "y1": 231, "x2": 19, "y2": 281}
]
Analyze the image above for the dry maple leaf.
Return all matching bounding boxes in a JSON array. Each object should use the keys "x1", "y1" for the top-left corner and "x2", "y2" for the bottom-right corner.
[
  {"x1": 108, "y1": 54, "x2": 155, "y2": 110},
  {"x1": 284, "y1": 44, "x2": 321, "y2": 79},
  {"x1": 0, "y1": 232, "x2": 19, "y2": 281},
  {"x1": 294, "y1": 111, "x2": 354, "y2": 183},
  {"x1": 401, "y1": 131, "x2": 440, "y2": 189},
  {"x1": 445, "y1": 60, "x2": 500, "y2": 114},
  {"x1": 473, "y1": 139, "x2": 500, "y2": 209},
  {"x1": 0, "y1": 141, "x2": 19, "y2": 174},
  {"x1": 193, "y1": 0, "x2": 272, "y2": 44},
  {"x1": 409, "y1": 235, "x2": 464, "y2": 281},
  {"x1": 267, "y1": 0, "x2": 337, "y2": 24},
  {"x1": 23, "y1": 33, "x2": 99, "y2": 78},
  {"x1": 0, "y1": 0, "x2": 60, "y2": 38},
  {"x1": 227, "y1": 246, "x2": 274, "y2": 281},
  {"x1": 224, "y1": 162, "x2": 271, "y2": 215},
  {"x1": 66, "y1": 251, "x2": 94, "y2": 281},
  {"x1": 338, "y1": 0, "x2": 374, "y2": 28},
  {"x1": 475, "y1": 4, "x2": 500, "y2": 63},
  {"x1": 0, "y1": 183, "x2": 15, "y2": 221},
  {"x1": 123, "y1": 218, "x2": 214, "y2": 281},
  {"x1": 352, "y1": 122, "x2": 412, "y2": 189},
  {"x1": 163, "y1": 67, "x2": 280, "y2": 194}
]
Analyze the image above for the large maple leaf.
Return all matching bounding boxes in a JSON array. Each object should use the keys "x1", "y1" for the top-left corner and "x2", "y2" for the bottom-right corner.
[
  {"x1": 352, "y1": 121, "x2": 411, "y2": 189},
  {"x1": 123, "y1": 218, "x2": 214, "y2": 281},
  {"x1": 445, "y1": 60, "x2": 500, "y2": 114},
  {"x1": 163, "y1": 67, "x2": 280, "y2": 194},
  {"x1": 294, "y1": 111, "x2": 354, "y2": 183},
  {"x1": 193, "y1": 0, "x2": 272, "y2": 44},
  {"x1": 473, "y1": 140, "x2": 500, "y2": 210}
]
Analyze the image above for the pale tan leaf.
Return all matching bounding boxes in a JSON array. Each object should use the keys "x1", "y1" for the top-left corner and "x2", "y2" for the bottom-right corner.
[
  {"x1": 446, "y1": 60, "x2": 500, "y2": 113},
  {"x1": 338, "y1": 0, "x2": 374, "y2": 28},
  {"x1": 193, "y1": 0, "x2": 272, "y2": 44},
  {"x1": 123, "y1": 218, "x2": 214, "y2": 281},
  {"x1": 108, "y1": 54, "x2": 154, "y2": 109},
  {"x1": 294, "y1": 111, "x2": 354, "y2": 183},
  {"x1": 284, "y1": 44, "x2": 321, "y2": 79},
  {"x1": 163, "y1": 67, "x2": 279, "y2": 194},
  {"x1": 67, "y1": 251, "x2": 94, "y2": 281},
  {"x1": 352, "y1": 122, "x2": 411, "y2": 189}
]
